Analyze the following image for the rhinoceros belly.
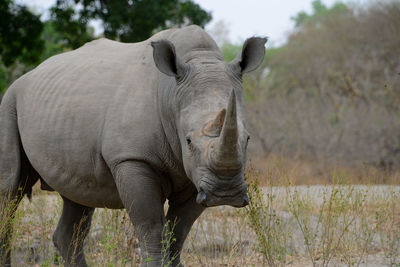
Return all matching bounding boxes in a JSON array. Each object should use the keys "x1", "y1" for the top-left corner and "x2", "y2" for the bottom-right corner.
[
  {"x1": 16, "y1": 61, "x2": 125, "y2": 208},
  {"x1": 19, "y1": 119, "x2": 124, "y2": 208}
]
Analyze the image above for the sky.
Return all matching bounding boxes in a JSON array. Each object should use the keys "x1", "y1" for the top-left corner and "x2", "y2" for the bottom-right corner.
[
  {"x1": 18, "y1": 0, "x2": 368, "y2": 45},
  {"x1": 196, "y1": 0, "x2": 341, "y2": 44}
]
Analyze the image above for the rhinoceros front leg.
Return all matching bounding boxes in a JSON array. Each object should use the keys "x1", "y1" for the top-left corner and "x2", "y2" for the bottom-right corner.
[
  {"x1": 166, "y1": 187, "x2": 205, "y2": 266},
  {"x1": 52, "y1": 196, "x2": 94, "y2": 267},
  {"x1": 114, "y1": 161, "x2": 167, "y2": 267}
]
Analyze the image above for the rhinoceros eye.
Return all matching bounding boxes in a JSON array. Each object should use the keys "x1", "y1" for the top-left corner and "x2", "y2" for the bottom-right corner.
[{"x1": 186, "y1": 136, "x2": 192, "y2": 145}]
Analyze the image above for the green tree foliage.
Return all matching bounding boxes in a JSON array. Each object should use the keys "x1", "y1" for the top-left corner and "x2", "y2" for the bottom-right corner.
[
  {"x1": 50, "y1": 0, "x2": 212, "y2": 47},
  {"x1": 0, "y1": 0, "x2": 44, "y2": 67},
  {"x1": 291, "y1": 0, "x2": 348, "y2": 27},
  {"x1": 49, "y1": 2, "x2": 93, "y2": 49},
  {"x1": 221, "y1": 43, "x2": 241, "y2": 62},
  {"x1": 0, "y1": 0, "x2": 45, "y2": 93}
]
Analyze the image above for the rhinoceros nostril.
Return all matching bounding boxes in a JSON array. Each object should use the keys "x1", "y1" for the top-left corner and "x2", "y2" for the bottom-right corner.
[{"x1": 196, "y1": 191, "x2": 207, "y2": 206}]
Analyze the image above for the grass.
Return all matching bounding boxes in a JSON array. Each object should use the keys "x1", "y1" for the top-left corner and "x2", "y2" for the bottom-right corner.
[
  {"x1": 246, "y1": 179, "x2": 291, "y2": 266},
  {"x1": 0, "y1": 156, "x2": 399, "y2": 266}
]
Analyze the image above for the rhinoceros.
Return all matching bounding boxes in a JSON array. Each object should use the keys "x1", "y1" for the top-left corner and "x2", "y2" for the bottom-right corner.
[{"x1": 0, "y1": 25, "x2": 266, "y2": 266}]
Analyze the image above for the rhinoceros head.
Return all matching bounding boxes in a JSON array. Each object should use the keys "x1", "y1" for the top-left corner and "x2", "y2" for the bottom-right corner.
[{"x1": 151, "y1": 36, "x2": 267, "y2": 207}]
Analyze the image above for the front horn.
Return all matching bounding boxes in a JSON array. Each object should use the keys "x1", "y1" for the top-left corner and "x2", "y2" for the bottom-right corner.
[{"x1": 210, "y1": 89, "x2": 242, "y2": 172}]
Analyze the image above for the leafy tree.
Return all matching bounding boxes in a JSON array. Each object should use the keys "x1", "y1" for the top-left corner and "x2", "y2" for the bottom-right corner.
[
  {"x1": 0, "y1": 0, "x2": 44, "y2": 66},
  {"x1": 50, "y1": 0, "x2": 212, "y2": 48},
  {"x1": 291, "y1": 0, "x2": 348, "y2": 27},
  {"x1": 221, "y1": 43, "x2": 241, "y2": 62},
  {"x1": 50, "y1": 3, "x2": 93, "y2": 49},
  {"x1": 0, "y1": 0, "x2": 45, "y2": 93},
  {"x1": 40, "y1": 21, "x2": 75, "y2": 61}
]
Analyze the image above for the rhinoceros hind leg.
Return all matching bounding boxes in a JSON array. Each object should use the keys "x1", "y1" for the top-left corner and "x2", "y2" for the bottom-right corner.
[
  {"x1": 0, "y1": 89, "x2": 39, "y2": 266},
  {"x1": 52, "y1": 196, "x2": 94, "y2": 267}
]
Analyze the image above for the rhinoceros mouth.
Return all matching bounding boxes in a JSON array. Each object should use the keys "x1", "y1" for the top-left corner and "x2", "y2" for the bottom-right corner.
[
  {"x1": 194, "y1": 167, "x2": 248, "y2": 208},
  {"x1": 196, "y1": 189, "x2": 249, "y2": 208},
  {"x1": 206, "y1": 189, "x2": 244, "y2": 199}
]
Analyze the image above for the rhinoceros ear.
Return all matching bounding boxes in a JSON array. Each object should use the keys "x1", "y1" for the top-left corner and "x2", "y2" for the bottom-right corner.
[
  {"x1": 151, "y1": 40, "x2": 185, "y2": 78},
  {"x1": 230, "y1": 37, "x2": 267, "y2": 74}
]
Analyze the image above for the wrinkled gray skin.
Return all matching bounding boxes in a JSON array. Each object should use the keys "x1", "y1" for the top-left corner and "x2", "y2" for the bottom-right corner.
[{"x1": 0, "y1": 25, "x2": 266, "y2": 266}]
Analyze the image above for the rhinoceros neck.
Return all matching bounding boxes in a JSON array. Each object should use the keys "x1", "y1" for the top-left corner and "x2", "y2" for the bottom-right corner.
[{"x1": 157, "y1": 76, "x2": 186, "y2": 174}]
